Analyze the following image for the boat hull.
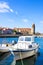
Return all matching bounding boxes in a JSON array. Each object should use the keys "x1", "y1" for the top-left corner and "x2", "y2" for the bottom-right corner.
[
  {"x1": 0, "y1": 49, "x2": 9, "y2": 52},
  {"x1": 14, "y1": 48, "x2": 38, "y2": 61}
]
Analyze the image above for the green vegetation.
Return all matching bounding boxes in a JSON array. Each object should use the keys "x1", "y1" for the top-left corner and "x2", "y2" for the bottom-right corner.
[{"x1": 12, "y1": 30, "x2": 17, "y2": 34}]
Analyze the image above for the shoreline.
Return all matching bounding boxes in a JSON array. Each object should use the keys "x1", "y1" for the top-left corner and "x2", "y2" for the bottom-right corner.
[
  {"x1": 0, "y1": 34, "x2": 43, "y2": 38},
  {"x1": 0, "y1": 34, "x2": 19, "y2": 38},
  {"x1": 0, "y1": 34, "x2": 33, "y2": 38}
]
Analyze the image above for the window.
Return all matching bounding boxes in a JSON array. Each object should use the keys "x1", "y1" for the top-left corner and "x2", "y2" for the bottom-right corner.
[
  {"x1": 19, "y1": 37, "x2": 24, "y2": 41},
  {"x1": 25, "y1": 37, "x2": 31, "y2": 41}
]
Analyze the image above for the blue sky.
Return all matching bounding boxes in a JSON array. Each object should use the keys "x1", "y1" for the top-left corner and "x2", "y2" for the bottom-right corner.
[{"x1": 0, "y1": 0, "x2": 43, "y2": 33}]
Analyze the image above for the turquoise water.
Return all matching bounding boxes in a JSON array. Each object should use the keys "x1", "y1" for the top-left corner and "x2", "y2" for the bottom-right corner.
[
  {"x1": 0, "y1": 37, "x2": 43, "y2": 65},
  {"x1": 0, "y1": 37, "x2": 18, "y2": 43}
]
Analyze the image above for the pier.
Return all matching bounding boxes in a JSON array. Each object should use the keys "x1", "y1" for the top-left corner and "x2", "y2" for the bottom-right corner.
[
  {"x1": 0, "y1": 34, "x2": 43, "y2": 38},
  {"x1": 0, "y1": 34, "x2": 20, "y2": 38}
]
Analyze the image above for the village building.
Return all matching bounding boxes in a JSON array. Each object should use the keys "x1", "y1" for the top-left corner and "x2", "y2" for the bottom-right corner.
[
  {"x1": 13, "y1": 24, "x2": 35, "y2": 35},
  {"x1": 0, "y1": 24, "x2": 35, "y2": 35},
  {"x1": 0, "y1": 27, "x2": 13, "y2": 34}
]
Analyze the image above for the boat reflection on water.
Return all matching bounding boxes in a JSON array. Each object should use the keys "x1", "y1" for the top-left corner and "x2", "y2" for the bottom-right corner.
[
  {"x1": 0, "y1": 52, "x2": 11, "y2": 61},
  {"x1": 0, "y1": 52, "x2": 38, "y2": 65},
  {"x1": 0, "y1": 52, "x2": 16, "y2": 65},
  {"x1": 16, "y1": 55, "x2": 37, "y2": 65}
]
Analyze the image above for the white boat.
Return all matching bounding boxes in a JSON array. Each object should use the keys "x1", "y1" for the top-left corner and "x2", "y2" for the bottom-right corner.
[
  {"x1": 0, "y1": 36, "x2": 39, "y2": 61},
  {"x1": 0, "y1": 43, "x2": 13, "y2": 52},
  {"x1": 11, "y1": 36, "x2": 39, "y2": 60}
]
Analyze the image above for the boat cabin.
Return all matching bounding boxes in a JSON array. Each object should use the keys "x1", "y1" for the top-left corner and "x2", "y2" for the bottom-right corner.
[{"x1": 18, "y1": 36, "x2": 34, "y2": 43}]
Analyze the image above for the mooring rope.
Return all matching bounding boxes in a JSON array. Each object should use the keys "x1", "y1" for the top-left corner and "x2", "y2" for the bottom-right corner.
[
  {"x1": 20, "y1": 52, "x2": 24, "y2": 65},
  {"x1": 8, "y1": 48, "x2": 16, "y2": 65}
]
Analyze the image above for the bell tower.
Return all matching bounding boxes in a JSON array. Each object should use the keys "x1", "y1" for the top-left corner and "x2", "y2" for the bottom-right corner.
[{"x1": 31, "y1": 24, "x2": 35, "y2": 34}]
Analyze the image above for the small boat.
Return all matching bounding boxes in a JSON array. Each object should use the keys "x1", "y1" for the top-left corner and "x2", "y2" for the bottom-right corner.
[
  {"x1": 0, "y1": 36, "x2": 39, "y2": 61},
  {"x1": 12, "y1": 36, "x2": 39, "y2": 60},
  {"x1": 0, "y1": 44, "x2": 12, "y2": 52}
]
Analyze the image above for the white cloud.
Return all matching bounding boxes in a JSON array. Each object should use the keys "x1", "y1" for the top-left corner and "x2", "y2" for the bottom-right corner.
[
  {"x1": 22, "y1": 19, "x2": 28, "y2": 23},
  {"x1": 0, "y1": 2, "x2": 13, "y2": 13},
  {"x1": 10, "y1": 9, "x2": 13, "y2": 12}
]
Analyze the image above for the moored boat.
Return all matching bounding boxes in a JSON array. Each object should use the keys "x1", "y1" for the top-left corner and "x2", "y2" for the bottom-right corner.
[
  {"x1": 11, "y1": 36, "x2": 39, "y2": 60},
  {"x1": 0, "y1": 36, "x2": 39, "y2": 61},
  {"x1": 0, "y1": 44, "x2": 12, "y2": 52}
]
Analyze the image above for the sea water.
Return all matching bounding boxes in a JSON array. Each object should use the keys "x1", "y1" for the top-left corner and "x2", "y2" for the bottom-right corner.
[{"x1": 0, "y1": 37, "x2": 43, "y2": 65}]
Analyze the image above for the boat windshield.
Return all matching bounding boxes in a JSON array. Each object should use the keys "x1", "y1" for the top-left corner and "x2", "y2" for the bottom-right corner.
[
  {"x1": 19, "y1": 37, "x2": 24, "y2": 41},
  {"x1": 25, "y1": 37, "x2": 31, "y2": 41}
]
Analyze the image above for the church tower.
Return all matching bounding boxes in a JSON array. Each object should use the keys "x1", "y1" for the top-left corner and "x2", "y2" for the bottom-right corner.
[{"x1": 31, "y1": 24, "x2": 35, "y2": 34}]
